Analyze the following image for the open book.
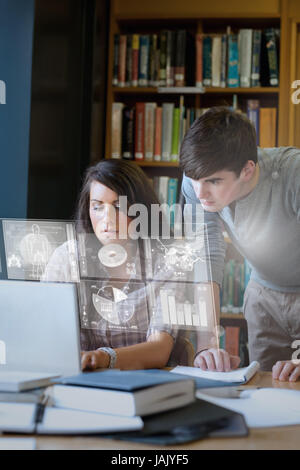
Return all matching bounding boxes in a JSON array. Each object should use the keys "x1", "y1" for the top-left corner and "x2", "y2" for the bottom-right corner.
[{"x1": 171, "y1": 361, "x2": 260, "y2": 385}]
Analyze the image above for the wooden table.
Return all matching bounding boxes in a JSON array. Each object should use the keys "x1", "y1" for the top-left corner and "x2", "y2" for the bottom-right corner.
[{"x1": 1, "y1": 372, "x2": 300, "y2": 450}]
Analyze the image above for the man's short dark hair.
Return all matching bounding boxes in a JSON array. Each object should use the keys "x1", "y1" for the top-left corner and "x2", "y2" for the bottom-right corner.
[{"x1": 180, "y1": 106, "x2": 258, "y2": 179}]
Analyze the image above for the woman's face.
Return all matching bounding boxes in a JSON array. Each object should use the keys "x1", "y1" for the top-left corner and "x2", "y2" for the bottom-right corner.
[{"x1": 89, "y1": 181, "x2": 131, "y2": 245}]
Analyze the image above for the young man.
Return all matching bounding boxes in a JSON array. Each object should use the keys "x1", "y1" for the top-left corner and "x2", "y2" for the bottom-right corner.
[{"x1": 180, "y1": 107, "x2": 300, "y2": 381}]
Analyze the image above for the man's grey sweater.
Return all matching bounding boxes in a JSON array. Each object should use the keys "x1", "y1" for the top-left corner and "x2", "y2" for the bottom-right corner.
[{"x1": 182, "y1": 147, "x2": 300, "y2": 293}]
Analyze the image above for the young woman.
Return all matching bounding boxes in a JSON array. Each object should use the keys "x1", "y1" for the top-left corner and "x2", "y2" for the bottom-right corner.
[{"x1": 43, "y1": 159, "x2": 175, "y2": 371}]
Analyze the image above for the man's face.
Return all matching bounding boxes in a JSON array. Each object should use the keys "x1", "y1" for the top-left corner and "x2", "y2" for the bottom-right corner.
[{"x1": 191, "y1": 169, "x2": 245, "y2": 212}]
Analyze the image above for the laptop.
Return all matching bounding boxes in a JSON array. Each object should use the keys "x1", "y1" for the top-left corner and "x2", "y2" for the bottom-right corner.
[{"x1": 0, "y1": 280, "x2": 82, "y2": 391}]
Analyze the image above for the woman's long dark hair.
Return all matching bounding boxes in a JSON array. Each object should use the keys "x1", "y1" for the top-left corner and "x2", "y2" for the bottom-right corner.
[{"x1": 75, "y1": 159, "x2": 163, "y2": 236}]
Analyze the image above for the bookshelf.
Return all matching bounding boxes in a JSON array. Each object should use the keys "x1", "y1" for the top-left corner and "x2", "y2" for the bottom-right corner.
[{"x1": 101, "y1": 0, "x2": 300, "y2": 364}]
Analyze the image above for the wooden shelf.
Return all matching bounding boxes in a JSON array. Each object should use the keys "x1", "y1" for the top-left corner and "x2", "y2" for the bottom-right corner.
[
  {"x1": 112, "y1": 86, "x2": 280, "y2": 95},
  {"x1": 221, "y1": 313, "x2": 245, "y2": 320},
  {"x1": 134, "y1": 160, "x2": 180, "y2": 167}
]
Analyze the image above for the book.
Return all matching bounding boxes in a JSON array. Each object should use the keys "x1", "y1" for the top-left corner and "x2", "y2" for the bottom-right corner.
[
  {"x1": 144, "y1": 102, "x2": 156, "y2": 161},
  {"x1": 171, "y1": 361, "x2": 260, "y2": 384},
  {"x1": 149, "y1": 34, "x2": 158, "y2": 87},
  {"x1": 134, "y1": 102, "x2": 145, "y2": 160},
  {"x1": 251, "y1": 30, "x2": 262, "y2": 86},
  {"x1": 131, "y1": 34, "x2": 139, "y2": 86},
  {"x1": 170, "y1": 107, "x2": 180, "y2": 161},
  {"x1": 112, "y1": 33, "x2": 119, "y2": 86},
  {"x1": 111, "y1": 102, "x2": 124, "y2": 159},
  {"x1": 247, "y1": 99, "x2": 260, "y2": 145},
  {"x1": 166, "y1": 30, "x2": 175, "y2": 87},
  {"x1": 122, "y1": 106, "x2": 135, "y2": 159},
  {"x1": 175, "y1": 30, "x2": 186, "y2": 86},
  {"x1": 265, "y1": 28, "x2": 279, "y2": 86},
  {"x1": 0, "y1": 371, "x2": 59, "y2": 392},
  {"x1": 239, "y1": 29, "x2": 252, "y2": 87},
  {"x1": 125, "y1": 34, "x2": 133, "y2": 86},
  {"x1": 154, "y1": 176, "x2": 169, "y2": 204},
  {"x1": 153, "y1": 106, "x2": 162, "y2": 161},
  {"x1": 227, "y1": 34, "x2": 239, "y2": 87},
  {"x1": 211, "y1": 35, "x2": 222, "y2": 87},
  {"x1": 195, "y1": 33, "x2": 203, "y2": 87},
  {"x1": 159, "y1": 30, "x2": 167, "y2": 86},
  {"x1": 259, "y1": 107, "x2": 277, "y2": 147},
  {"x1": 0, "y1": 401, "x2": 143, "y2": 435},
  {"x1": 138, "y1": 35, "x2": 150, "y2": 86},
  {"x1": 161, "y1": 102, "x2": 174, "y2": 161},
  {"x1": 52, "y1": 369, "x2": 195, "y2": 417},
  {"x1": 225, "y1": 326, "x2": 240, "y2": 357},
  {"x1": 118, "y1": 34, "x2": 127, "y2": 87},
  {"x1": 220, "y1": 34, "x2": 227, "y2": 88},
  {"x1": 167, "y1": 178, "x2": 178, "y2": 226},
  {"x1": 203, "y1": 35, "x2": 212, "y2": 86}
]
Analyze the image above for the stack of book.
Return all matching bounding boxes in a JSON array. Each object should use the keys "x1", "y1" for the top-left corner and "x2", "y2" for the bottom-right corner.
[
  {"x1": 112, "y1": 30, "x2": 194, "y2": 88},
  {"x1": 111, "y1": 101, "x2": 210, "y2": 161},
  {"x1": 152, "y1": 176, "x2": 179, "y2": 205},
  {"x1": 196, "y1": 27, "x2": 280, "y2": 88}
]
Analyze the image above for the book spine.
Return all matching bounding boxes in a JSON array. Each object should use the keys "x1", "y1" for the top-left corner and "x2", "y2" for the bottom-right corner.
[
  {"x1": 225, "y1": 326, "x2": 240, "y2": 357},
  {"x1": 144, "y1": 102, "x2": 156, "y2": 161},
  {"x1": 195, "y1": 33, "x2": 203, "y2": 87},
  {"x1": 159, "y1": 30, "x2": 167, "y2": 86},
  {"x1": 134, "y1": 102, "x2": 145, "y2": 160},
  {"x1": 131, "y1": 34, "x2": 139, "y2": 86},
  {"x1": 203, "y1": 35, "x2": 212, "y2": 87},
  {"x1": 166, "y1": 31, "x2": 175, "y2": 87},
  {"x1": 251, "y1": 30, "x2": 262, "y2": 87},
  {"x1": 227, "y1": 34, "x2": 239, "y2": 87},
  {"x1": 138, "y1": 35, "x2": 150, "y2": 86},
  {"x1": 158, "y1": 176, "x2": 169, "y2": 204},
  {"x1": 259, "y1": 107, "x2": 277, "y2": 147},
  {"x1": 112, "y1": 34, "x2": 120, "y2": 86},
  {"x1": 162, "y1": 103, "x2": 174, "y2": 161},
  {"x1": 118, "y1": 35, "x2": 127, "y2": 87},
  {"x1": 154, "y1": 107, "x2": 162, "y2": 161},
  {"x1": 167, "y1": 178, "x2": 178, "y2": 226},
  {"x1": 111, "y1": 102, "x2": 124, "y2": 159},
  {"x1": 149, "y1": 34, "x2": 158, "y2": 87},
  {"x1": 171, "y1": 107, "x2": 180, "y2": 162},
  {"x1": 175, "y1": 30, "x2": 186, "y2": 87},
  {"x1": 220, "y1": 34, "x2": 227, "y2": 88},
  {"x1": 211, "y1": 35, "x2": 222, "y2": 87},
  {"x1": 239, "y1": 29, "x2": 252, "y2": 88},
  {"x1": 125, "y1": 34, "x2": 132, "y2": 87},
  {"x1": 154, "y1": 35, "x2": 161, "y2": 87},
  {"x1": 247, "y1": 99, "x2": 260, "y2": 145},
  {"x1": 265, "y1": 28, "x2": 279, "y2": 86},
  {"x1": 122, "y1": 106, "x2": 135, "y2": 160}
]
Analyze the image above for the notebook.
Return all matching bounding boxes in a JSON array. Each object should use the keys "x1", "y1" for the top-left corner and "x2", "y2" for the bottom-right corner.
[{"x1": 171, "y1": 361, "x2": 260, "y2": 385}]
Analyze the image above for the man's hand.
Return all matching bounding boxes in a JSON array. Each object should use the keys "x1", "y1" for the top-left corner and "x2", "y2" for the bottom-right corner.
[
  {"x1": 272, "y1": 360, "x2": 300, "y2": 382},
  {"x1": 81, "y1": 349, "x2": 110, "y2": 371},
  {"x1": 194, "y1": 348, "x2": 240, "y2": 372}
]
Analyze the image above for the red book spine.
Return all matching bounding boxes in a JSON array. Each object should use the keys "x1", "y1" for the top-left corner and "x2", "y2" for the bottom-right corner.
[
  {"x1": 225, "y1": 326, "x2": 240, "y2": 357},
  {"x1": 196, "y1": 34, "x2": 203, "y2": 87},
  {"x1": 135, "y1": 102, "x2": 145, "y2": 160},
  {"x1": 118, "y1": 35, "x2": 127, "y2": 87},
  {"x1": 131, "y1": 34, "x2": 139, "y2": 87}
]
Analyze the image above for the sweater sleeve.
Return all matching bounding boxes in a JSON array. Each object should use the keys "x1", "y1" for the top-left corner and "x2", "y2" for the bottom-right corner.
[{"x1": 181, "y1": 174, "x2": 226, "y2": 287}]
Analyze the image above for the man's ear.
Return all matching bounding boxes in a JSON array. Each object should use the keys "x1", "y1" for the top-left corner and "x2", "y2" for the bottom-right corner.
[{"x1": 241, "y1": 160, "x2": 256, "y2": 181}]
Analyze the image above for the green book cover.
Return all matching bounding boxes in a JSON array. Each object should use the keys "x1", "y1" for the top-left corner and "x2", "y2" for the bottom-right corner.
[{"x1": 171, "y1": 107, "x2": 180, "y2": 161}]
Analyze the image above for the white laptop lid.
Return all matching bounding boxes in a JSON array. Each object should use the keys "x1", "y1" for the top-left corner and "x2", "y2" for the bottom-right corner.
[{"x1": 0, "y1": 280, "x2": 81, "y2": 376}]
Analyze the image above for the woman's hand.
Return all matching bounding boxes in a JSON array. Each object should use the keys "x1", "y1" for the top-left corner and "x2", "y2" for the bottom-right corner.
[
  {"x1": 81, "y1": 349, "x2": 110, "y2": 371},
  {"x1": 272, "y1": 360, "x2": 300, "y2": 382},
  {"x1": 194, "y1": 348, "x2": 240, "y2": 372}
]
